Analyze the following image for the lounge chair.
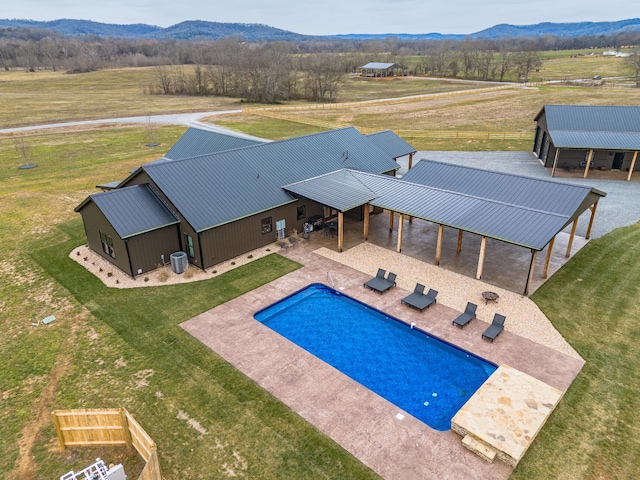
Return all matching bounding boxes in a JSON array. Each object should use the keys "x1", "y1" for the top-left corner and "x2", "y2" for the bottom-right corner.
[
  {"x1": 364, "y1": 269, "x2": 396, "y2": 294},
  {"x1": 482, "y1": 313, "x2": 506, "y2": 342},
  {"x1": 401, "y1": 285, "x2": 437, "y2": 311},
  {"x1": 452, "y1": 302, "x2": 477, "y2": 328}
]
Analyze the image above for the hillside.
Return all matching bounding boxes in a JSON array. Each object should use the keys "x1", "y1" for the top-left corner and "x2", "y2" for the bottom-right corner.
[{"x1": 0, "y1": 17, "x2": 639, "y2": 41}]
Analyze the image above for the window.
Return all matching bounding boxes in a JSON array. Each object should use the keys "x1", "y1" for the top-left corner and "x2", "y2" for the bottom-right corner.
[
  {"x1": 184, "y1": 234, "x2": 195, "y2": 258},
  {"x1": 100, "y1": 232, "x2": 115, "y2": 259},
  {"x1": 296, "y1": 205, "x2": 306, "y2": 220},
  {"x1": 261, "y1": 216, "x2": 272, "y2": 235}
]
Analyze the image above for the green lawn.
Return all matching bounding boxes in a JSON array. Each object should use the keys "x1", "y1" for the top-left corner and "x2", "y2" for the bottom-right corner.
[
  {"x1": 513, "y1": 223, "x2": 640, "y2": 479},
  {"x1": 28, "y1": 219, "x2": 380, "y2": 479}
]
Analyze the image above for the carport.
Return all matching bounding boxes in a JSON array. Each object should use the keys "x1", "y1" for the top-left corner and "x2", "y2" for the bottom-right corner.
[{"x1": 284, "y1": 161, "x2": 606, "y2": 295}]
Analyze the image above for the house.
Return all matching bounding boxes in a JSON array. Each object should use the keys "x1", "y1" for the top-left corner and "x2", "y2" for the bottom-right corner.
[
  {"x1": 75, "y1": 127, "x2": 402, "y2": 277},
  {"x1": 533, "y1": 105, "x2": 640, "y2": 180},
  {"x1": 76, "y1": 126, "x2": 605, "y2": 295}
]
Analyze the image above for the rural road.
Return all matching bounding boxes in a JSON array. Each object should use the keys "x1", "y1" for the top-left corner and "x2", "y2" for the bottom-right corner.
[{"x1": 0, "y1": 109, "x2": 267, "y2": 142}]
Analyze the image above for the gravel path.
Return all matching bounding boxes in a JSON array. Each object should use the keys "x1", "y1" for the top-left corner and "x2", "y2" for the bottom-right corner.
[{"x1": 316, "y1": 242, "x2": 582, "y2": 359}]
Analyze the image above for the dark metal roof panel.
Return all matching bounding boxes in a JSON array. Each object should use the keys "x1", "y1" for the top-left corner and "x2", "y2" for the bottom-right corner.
[
  {"x1": 549, "y1": 131, "x2": 640, "y2": 150},
  {"x1": 143, "y1": 127, "x2": 399, "y2": 232},
  {"x1": 541, "y1": 105, "x2": 640, "y2": 149},
  {"x1": 90, "y1": 184, "x2": 179, "y2": 238},
  {"x1": 349, "y1": 169, "x2": 601, "y2": 250},
  {"x1": 367, "y1": 130, "x2": 417, "y2": 158},
  {"x1": 283, "y1": 170, "x2": 378, "y2": 211},
  {"x1": 402, "y1": 160, "x2": 604, "y2": 216},
  {"x1": 163, "y1": 127, "x2": 265, "y2": 160}
]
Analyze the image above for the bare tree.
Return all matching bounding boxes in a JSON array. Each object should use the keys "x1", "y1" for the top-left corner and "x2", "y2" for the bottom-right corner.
[
  {"x1": 512, "y1": 50, "x2": 541, "y2": 82},
  {"x1": 303, "y1": 53, "x2": 345, "y2": 101},
  {"x1": 625, "y1": 49, "x2": 640, "y2": 79}
]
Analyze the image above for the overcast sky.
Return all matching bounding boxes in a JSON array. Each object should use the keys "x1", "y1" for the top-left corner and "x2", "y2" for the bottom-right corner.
[{"x1": 4, "y1": 0, "x2": 638, "y2": 35}]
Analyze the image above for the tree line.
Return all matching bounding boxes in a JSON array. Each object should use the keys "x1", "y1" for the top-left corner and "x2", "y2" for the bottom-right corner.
[{"x1": 0, "y1": 27, "x2": 638, "y2": 103}]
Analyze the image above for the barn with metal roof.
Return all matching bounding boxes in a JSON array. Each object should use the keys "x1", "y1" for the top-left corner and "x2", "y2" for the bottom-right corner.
[
  {"x1": 358, "y1": 62, "x2": 403, "y2": 77},
  {"x1": 533, "y1": 105, "x2": 640, "y2": 180}
]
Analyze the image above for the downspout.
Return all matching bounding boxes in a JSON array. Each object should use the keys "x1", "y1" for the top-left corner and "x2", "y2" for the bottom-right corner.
[
  {"x1": 124, "y1": 238, "x2": 135, "y2": 278},
  {"x1": 198, "y1": 232, "x2": 205, "y2": 271}
]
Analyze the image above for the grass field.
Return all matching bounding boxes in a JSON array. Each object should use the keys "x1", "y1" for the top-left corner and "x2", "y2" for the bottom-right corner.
[
  {"x1": 214, "y1": 83, "x2": 640, "y2": 150},
  {"x1": 2, "y1": 57, "x2": 640, "y2": 479}
]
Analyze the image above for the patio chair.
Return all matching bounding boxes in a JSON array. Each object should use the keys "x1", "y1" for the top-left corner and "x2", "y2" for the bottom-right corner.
[
  {"x1": 452, "y1": 302, "x2": 477, "y2": 328},
  {"x1": 364, "y1": 270, "x2": 396, "y2": 293},
  {"x1": 401, "y1": 285, "x2": 437, "y2": 311},
  {"x1": 481, "y1": 313, "x2": 506, "y2": 342}
]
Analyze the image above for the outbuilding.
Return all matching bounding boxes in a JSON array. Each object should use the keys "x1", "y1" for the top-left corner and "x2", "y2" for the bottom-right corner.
[{"x1": 533, "y1": 104, "x2": 640, "y2": 180}]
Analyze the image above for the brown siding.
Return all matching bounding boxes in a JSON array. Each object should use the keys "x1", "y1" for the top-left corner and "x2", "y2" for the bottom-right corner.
[
  {"x1": 200, "y1": 200, "x2": 324, "y2": 269},
  {"x1": 127, "y1": 225, "x2": 181, "y2": 275},
  {"x1": 78, "y1": 201, "x2": 134, "y2": 276},
  {"x1": 121, "y1": 171, "x2": 204, "y2": 269}
]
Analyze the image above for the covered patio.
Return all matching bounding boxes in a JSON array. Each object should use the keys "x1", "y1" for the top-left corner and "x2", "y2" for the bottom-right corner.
[{"x1": 285, "y1": 162, "x2": 605, "y2": 295}]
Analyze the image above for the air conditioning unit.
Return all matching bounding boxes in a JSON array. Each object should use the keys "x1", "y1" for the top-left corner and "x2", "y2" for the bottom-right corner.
[{"x1": 170, "y1": 251, "x2": 188, "y2": 274}]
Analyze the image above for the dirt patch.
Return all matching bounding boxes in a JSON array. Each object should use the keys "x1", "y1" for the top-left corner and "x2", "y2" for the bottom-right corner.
[{"x1": 11, "y1": 322, "x2": 79, "y2": 480}]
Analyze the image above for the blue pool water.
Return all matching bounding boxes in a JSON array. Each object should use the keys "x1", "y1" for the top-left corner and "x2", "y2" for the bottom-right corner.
[{"x1": 254, "y1": 283, "x2": 497, "y2": 431}]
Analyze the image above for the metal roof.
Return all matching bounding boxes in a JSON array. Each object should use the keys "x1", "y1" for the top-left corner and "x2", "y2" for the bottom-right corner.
[
  {"x1": 283, "y1": 170, "x2": 378, "y2": 211},
  {"x1": 141, "y1": 127, "x2": 400, "y2": 232},
  {"x1": 366, "y1": 130, "x2": 416, "y2": 158},
  {"x1": 359, "y1": 62, "x2": 399, "y2": 70},
  {"x1": 402, "y1": 160, "x2": 606, "y2": 217},
  {"x1": 76, "y1": 184, "x2": 179, "y2": 238},
  {"x1": 162, "y1": 127, "x2": 266, "y2": 161},
  {"x1": 95, "y1": 180, "x2": 122, "y2": 190},
  {"x1": 535, "y1": 105, "x2": 640, "y2": 150},
  {"x1": 288, "y1": 162, "x2": 605, "y2": 250}
]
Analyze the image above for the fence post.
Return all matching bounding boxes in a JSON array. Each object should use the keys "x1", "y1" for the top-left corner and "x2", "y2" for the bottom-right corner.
[
  {"x1": 119, "y1": 408, "x2": 133, "y2": 449},
  {"x1": 51, "y1": 411, "x2": 66, "y2": 450}
]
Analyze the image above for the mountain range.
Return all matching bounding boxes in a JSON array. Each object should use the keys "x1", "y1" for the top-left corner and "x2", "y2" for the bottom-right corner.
[{"x1": 0, "y1": 18, "x2": 639, "y2": 41}]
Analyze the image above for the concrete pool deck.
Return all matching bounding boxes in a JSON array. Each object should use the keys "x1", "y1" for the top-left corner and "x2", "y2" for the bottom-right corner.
[{"x1": 181, "y1": 244, "x2": 584, "y2": 479}]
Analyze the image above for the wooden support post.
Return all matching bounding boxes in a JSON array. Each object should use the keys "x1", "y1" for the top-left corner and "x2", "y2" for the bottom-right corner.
[
  {"x1": 628, "y1": 151, "x2": 638, "y2": 181},
  {"x1": 51, "y1": 412, "x2": 66, "y2": 450},
  {"x1": 338, "y1": 212, "x2": 344, "y2": 252},
  {"x1": 397, "y1": 214, "x2": 404, "y2": 253},
  {"x1": 585, "y1": 200, "x2": 598, "y2": 240},
  {"x1": 476, "y1": 237, "x2": 487, "y2": 279},
  {"x1": 542, "y1": 236, "x2": 555, "y2": 278},
  {"x1": 456, "y1": 229, "x2": 464, "y2": 253},
  {"x1": 524, "y1": 250, "x2": 538, "y2": 296},
  {"x1": 389, "y1": 210, "x2": 394, "y2": 232},
  {"x1": 363, "y1": 204, "x2": 369, "y2": 240},
  {"x1": 409, "y1": 216, "x2": 413, "y2": 223},
  {"x1": 435, "y1": 225, "x2": 444, "y2": 265},
  {"x1": 551, "y1": 148, "x2": 560, "y2": 177},
  {"x1": 583, "y1": 149, "x2": 593, "y2": 179},
  {"x1": 408, "y1": 152, "x2": 414, "y2": 170},
  {"x1": 120, "y1": 408, "x2": 133, "y2": 449},
  {"x1": 565, "y1": 217, "x2": 578, "y2": 257}
]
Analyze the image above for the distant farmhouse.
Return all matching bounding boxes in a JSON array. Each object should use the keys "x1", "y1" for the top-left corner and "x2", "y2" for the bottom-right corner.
[
  {"x1": 533, "y1": 105, "x2": 640, "y2": 180},
  {"x1": 76, "y1": 125, "x2": 605, "y2": 295}
]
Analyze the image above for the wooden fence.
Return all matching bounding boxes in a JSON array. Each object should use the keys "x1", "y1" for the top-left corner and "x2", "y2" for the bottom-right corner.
[{"x1": 51, "y1": 408, "x2": 161, "y2": 480}]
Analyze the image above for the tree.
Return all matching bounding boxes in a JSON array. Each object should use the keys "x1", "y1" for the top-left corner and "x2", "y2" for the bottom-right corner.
[
  {"x1": 625, "y1": 49, "x2": 640, "y2": 78},
  {"x1": 512, "y1": 50, "x2": 541, "y2": 82},
  {"x1": 303, "y1": 53, "x2": 345, "y2": 101}
]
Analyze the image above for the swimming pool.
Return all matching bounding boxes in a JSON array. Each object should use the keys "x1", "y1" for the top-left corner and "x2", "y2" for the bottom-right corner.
[{"x1": 254, "y1": 283, "x2": 497, "y2": 431}]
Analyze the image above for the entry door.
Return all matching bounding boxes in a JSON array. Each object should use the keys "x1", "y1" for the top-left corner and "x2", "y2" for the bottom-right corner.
[{"x1": 612, "y1": 152, "x2": 624, "y2": 170}]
